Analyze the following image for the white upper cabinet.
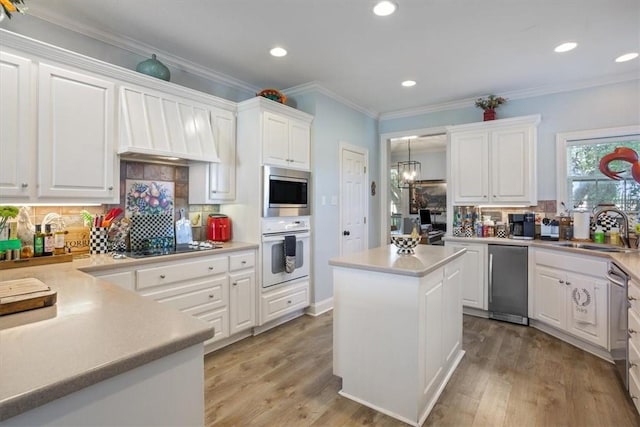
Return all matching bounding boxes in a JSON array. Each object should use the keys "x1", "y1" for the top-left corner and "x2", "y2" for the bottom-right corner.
[
  {"x1": 119, "y1": 84, "x2": 220, "y2": 162},
  {"x1": 38, "y1": 62, "x2": 118, "y2": 201},
  {"x1": 262, "y1": 108, "x2": 311, "y2": 170},
  {"x1": 449, "y1": 115, "x2": 540, "y2": 206},
  {"x1": 189, "y1": 107, "x2": 237, "y2": 203},
  {"x1": 0, "y1": 50, "x2": 34, "y2": 200}
]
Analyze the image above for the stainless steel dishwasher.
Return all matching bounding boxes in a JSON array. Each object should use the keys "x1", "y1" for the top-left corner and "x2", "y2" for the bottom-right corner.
[
  {"x1": 488, "y1": 244, "x2": 529, "y2": 325},
  {"x1": 608, "y1": 263, "x2": 629, "y2": 390}
]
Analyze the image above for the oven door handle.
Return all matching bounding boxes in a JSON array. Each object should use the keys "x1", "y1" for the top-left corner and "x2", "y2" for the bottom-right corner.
[{"x1": 262, "y1": 232, "x2": 310, "y2": 242}]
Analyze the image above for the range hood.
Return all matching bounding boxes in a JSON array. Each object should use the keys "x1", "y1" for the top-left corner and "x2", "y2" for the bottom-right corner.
[{"x1": 118, "y1": 86, "x2": 220, "y2": 163}]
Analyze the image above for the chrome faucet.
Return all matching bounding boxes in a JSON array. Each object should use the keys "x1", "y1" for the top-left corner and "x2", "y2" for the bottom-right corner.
[{"x1": 591, "y1": 205, "x2": 634, "y2": 248}]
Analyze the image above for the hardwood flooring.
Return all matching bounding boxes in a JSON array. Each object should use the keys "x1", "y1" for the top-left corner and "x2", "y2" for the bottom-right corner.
[{"x1": 204, "y1": 313, "x2": 640, "y2": 426}]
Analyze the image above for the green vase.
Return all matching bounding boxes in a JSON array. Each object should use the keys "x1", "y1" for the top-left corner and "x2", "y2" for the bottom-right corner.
[{"x1": 136, "y1": 54, "x2": 170, "y2": 81}]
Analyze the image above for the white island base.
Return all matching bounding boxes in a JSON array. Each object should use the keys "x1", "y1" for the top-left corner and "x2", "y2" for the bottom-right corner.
[{"x1": 331, "y1": 245, "x2": 465, "y2": 426}]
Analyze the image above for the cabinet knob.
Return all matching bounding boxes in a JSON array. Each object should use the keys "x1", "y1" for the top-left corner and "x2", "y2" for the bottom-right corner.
[
  {"x1": 493, "y1": 195, "x2": 496, "y2": 198},
  {"x1": 232, "y1": 282, "x2": 237, "y2": 286},
  {"x1": 629, "y1": 296, "x2": 638, "y2": 301},
  {"x1": 209, "y1": 294, "x2": 214, "y2": 298},
  {"x1": 108, "y1": 186, "x2": 113, "y2": 190},
  {"x1": 21, "y1": 182, "x2": 28, "y2": 188},
  {"x1": 632, "y1": 394, "x2": 639, "y2": 400},
  {"x1": 630, "y1": 329, "x2": 638, "y2": 335},
  {"x1": 287, "y1": 300, "x2": 292, "y2": 304},
  {"x1": 631, "y1": 362, "x2": 638, "y2": 368},
  {"x1": 160, "y1": 274, "x2": 166, "y2": 279},
  {"x1": 241, "y1": 260, "x2": 247, "y2": 264},
  {"x1": 565, "y1": 281, "x2": 571, "y2": 286},
  {"x1": 208, "y1": 266, "x2": 214, "y2": 270},
  {"x1": 483, "y1": 195, "x2": 487, "y2": 198},
  {"x1": 559, "y1": 280, "x2": 565, "y2": 284}
]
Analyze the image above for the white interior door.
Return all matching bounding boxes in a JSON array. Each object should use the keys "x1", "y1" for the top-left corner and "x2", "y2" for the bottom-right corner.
[{"x1": 340, "y1": 144, "x2": 367, "y2": 256}]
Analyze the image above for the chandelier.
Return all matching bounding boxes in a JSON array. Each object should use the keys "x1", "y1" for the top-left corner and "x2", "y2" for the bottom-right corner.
[{"x1": 397, "y1": 139, "x2": 421, "y2": 189}]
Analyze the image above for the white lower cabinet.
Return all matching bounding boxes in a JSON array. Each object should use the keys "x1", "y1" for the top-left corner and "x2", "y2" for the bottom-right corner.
[
  {"x1": 532, "y1": 249, "x2": 608, "y2": 349},
  {"x1": 444, "y1": 241, "x2": 486, "y2": 310},
  {"x1": 629, "y1": 277, "x2": 640, "y2": 415},
  {"x1": 260, "y1": 280, "x2": 310, "y2": 325}
]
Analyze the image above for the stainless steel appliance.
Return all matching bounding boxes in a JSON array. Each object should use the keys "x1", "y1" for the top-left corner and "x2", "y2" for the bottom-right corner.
[
  {"x1": 261, "y1": 217, "x2": 310, "y2": 288},
  {"x1": 608, "y1": 263, "x2": 629, "y2": 390},
  {"x1": 263, "y1": 166, "x2": 311, "y2": 217},
  {"x1": 508, "y1": 213, "x2": 535, "y2": 240},
  {"x1": 488, "y1": 244, "x2": 529, "y2": 325}
]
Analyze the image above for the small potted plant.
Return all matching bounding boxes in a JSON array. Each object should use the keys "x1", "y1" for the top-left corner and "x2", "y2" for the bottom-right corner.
[{"x1": 475, "y1": 95, "x2": 507, "y2": 121}]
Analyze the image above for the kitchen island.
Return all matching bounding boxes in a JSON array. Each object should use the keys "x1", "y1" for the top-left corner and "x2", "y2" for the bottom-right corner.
[
  {"x1": 0, "y1": 262, "x2": 213, "y2": 426},
  {"x1": 330, "y1": 244, "x2": 466, "y2": 426}
]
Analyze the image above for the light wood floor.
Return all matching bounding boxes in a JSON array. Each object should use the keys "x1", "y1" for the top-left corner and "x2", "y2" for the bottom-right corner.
[{"x1": 204, "y1": 313, "x2": 640, "y2": 426}]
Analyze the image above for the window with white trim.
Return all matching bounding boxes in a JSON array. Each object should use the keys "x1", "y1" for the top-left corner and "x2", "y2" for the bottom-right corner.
[{"x1": 557, "y1": 126, "x2": 640, "y2": 213}]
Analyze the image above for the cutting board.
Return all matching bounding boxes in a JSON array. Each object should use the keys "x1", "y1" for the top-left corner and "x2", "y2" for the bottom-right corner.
[{"x1": 0, "y1": 278, "x2": 57, "y2": 316}]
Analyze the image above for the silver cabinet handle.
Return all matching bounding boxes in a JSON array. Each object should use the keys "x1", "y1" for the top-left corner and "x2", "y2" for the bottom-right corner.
[
  {"x1": 559, "y1": 280, "x2": 565, "y2": 284},
  {"x1": 160, "y1": 274, "x2": 166, "y2": 279},
  {"x1": 21, "y1": 182, "x2": 28, "y2": 188},
  {"x1": 630, "y1": 296, "x2": 638, "y2": 301},
  {"x1": 488, "y1": 253, "x2": 493, "y2": 304},
  {"x1": 566, "y1": 281, "x2": 571, "y2": 286},
  {"x1": 630, "y1": 329, "x2": 638, "y2": 335}
]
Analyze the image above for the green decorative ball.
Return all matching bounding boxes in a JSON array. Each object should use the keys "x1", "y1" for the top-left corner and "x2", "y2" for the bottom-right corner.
[{"x1": 136, "y1": 54, "x2": 170, "y2": 81}]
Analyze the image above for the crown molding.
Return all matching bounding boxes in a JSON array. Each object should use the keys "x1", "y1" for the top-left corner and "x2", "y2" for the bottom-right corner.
[
  {"x1": 283, "y1": 81, "x2": 379, "y2": 119},
  {"x1": 380, "y1": 72, "x2": 640, "y2": 121},
  {"x1": 25, "y1": 8, "x2": 260, "y2": 96}
]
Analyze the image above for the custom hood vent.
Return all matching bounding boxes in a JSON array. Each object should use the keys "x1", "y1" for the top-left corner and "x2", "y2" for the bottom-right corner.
[{"x1": 118, "y1": 86, "x2": 220, "y2": 163}]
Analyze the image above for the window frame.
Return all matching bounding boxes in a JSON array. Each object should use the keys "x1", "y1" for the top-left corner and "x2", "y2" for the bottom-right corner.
[{"x1": 556, "y1": 125, "x2": 640, "y2": 215}]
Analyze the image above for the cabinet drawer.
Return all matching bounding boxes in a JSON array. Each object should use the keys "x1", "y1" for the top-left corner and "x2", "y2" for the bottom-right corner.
[
  {"x1": 629, "y1": 309, "x2": 640, "y2": 350},
  {"x1": 534, "y1": 249, "x2": 607, "y2": 277},
  {"x1": 630, "y1": 370, "x2": 640, "y2": 415},
  {"x1": 261, "y1": 281, "x2": 309, "y2": 324},
  {"x1": 629, "y1": 283, "x2": 640, "y2": 317},
  {"x1": 136, "y1": 256, "x2": 227, "y2": 290},
  {"x1": 145, "y1": 276, "x2": 227, "y2": 312},
  {"x1": 630, "y1": 340, "x2": 640, "y2": 381},
  {"x1": 229, "y1": 252, "x2": 255, "y2": 271},
  {"x1": 197, "y1": 307, "x2": 229, "y2": 344}
]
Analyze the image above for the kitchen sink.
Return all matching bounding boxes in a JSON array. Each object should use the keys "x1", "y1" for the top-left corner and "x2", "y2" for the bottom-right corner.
[{"x1": 549, "y1": 241, "x2": 638, "y2": 253}]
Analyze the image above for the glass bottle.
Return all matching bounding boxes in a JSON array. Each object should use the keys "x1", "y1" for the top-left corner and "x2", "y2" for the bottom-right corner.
[
  {"x1": 43, "y1": 224, "x2": 54, "y2": 256},
  {"x1": 34, "y1": 225, "x2": 45, "y2": 257}
]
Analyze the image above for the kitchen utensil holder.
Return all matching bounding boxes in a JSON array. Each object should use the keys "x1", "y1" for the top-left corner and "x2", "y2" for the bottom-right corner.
[{"x1": 90, "y1": 227, "x2": 109, "y2": 254}]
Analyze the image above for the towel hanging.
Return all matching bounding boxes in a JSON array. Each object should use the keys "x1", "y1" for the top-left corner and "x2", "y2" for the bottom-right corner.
[{"x1": 284, "y1": 235, "x2": 296, "y2": 273}]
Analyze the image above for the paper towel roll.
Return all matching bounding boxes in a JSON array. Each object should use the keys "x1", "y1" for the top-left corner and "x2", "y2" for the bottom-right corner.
[{"x1": 573, "y1": 211, "x2": 591, "y2": 240}]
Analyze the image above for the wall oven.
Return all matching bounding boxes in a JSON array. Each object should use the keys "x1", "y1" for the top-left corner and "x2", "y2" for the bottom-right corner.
[
  {"x1": 261, "y1": 217, "x2": 310, "y2": 288},
  {"x1": 263, "y1": 166, "x2": 311, "y2": 217}
]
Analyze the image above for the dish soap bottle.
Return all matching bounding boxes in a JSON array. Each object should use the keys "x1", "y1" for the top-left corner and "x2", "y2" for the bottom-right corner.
[{"x1": 594, "y1": 225, "x2": 605, "y2": 244}]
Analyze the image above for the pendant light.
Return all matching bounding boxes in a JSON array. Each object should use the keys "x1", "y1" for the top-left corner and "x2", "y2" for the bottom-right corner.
[{"x1": 397, "y1": 139, "x2": 421, "y2": 189}]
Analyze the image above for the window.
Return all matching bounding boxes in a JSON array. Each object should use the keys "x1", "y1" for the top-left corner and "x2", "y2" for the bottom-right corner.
[{"x1": 557, "y1": 126, "x2": 640, "y2": 213}]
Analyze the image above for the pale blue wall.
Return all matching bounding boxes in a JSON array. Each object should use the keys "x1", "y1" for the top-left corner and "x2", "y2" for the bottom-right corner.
[
  {"x1": 381, "y1": 80, "x2": 640, "y2": 200},
  {"x1": 291, "y1": 92, "x2": 379, "y2": 304},
  {"x1": 2, "y1": 16, "x2": 255, "y2": 102}
]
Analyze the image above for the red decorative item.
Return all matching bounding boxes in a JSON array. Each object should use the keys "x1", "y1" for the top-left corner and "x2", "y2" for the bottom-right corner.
[
  {"x1": 483, "y1": 109, "x2": 496, "y2": 121},
  {"x1": 206, "y1": 214, "x2": 232, "y2": 242},
  {"x1": 598, "y1": 147, "x2": 640, "y2": 184}
]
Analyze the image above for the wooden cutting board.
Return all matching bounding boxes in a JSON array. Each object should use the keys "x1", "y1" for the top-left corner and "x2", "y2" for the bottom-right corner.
[{"x1": 0, "y1": 278, "x2": 57, "y2": 316}]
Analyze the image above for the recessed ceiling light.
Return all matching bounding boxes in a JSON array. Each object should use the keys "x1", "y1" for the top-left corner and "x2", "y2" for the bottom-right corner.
[
  {"x1": 554, "y1": 42, "x2": 577, "y2": 53},
  {"x1": 401, "y1": 80, "x2": 416, "y2": 87},
  {"x1": 373, "y1": 1, "x2": 397, "y2": 16},
  {"x1": 270, "y1": 47, "x2": 287, "y2": 57},
  {"x1": 615, "y1": 52, "x2": 639, "y2": 62}
]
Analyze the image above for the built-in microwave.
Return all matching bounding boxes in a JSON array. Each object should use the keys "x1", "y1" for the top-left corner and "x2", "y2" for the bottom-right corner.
[{"x1": 263, "y1": 166, "x2": 311, "y2": 217}]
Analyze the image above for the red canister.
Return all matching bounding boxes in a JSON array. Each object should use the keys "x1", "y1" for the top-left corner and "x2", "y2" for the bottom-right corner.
[{"x1": 207, "y1": 214, "x2": 231, "y2": 242}]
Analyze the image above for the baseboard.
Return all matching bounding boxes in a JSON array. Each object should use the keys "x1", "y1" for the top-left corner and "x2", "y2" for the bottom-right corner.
[
  {"x1": 529, "y1": 319, "x2": 613, "y2": 363},
  {"x1": 305, "y1": 297, "x2": 333, "y2": 316},
  {"x1": 203, "y1": 330, "x2": 252, "y2": 354},
  {"x1": 252, "y1": 310, "x2": 306, "y2": 335},
  {"x1": 462, "y1": 306, "x2": 489, "y2": 318}
]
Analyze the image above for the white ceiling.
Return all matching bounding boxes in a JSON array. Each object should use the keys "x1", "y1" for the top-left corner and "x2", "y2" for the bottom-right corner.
[{"x1": 23, "y1": 0, "x2": 640, "y2": 117}]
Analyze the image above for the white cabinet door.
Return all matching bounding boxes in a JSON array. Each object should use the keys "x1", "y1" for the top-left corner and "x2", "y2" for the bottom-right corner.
[
  {"x1": 443, "y1": 260, "x2": 462, "y2": 365},
  {"x1": 0, "y1": 51, "x2": 34, "y2": 200},
  {"x1": 262, "y1": 111, "x2": 289, "y2": 167},
  {"x1": 288, "y1": 118, "x2": 311, "y2": 170},
  {"x1": 421, "y1": 272, "x2": 444, "y2": 397},
  {"x1": 229, "y1": 270, "x2": 255, "y2": 335},
  {"x1": 37, "y1": 63, "x2": 118, "y2": 202},
  {"x1": 533, "y1": 266, "x2": 566, "y2": 329},
  {"x1": 490, "y1": 126, "x2": 534, "y2": 203},
  {"x1": 445, "y1": 242, "x2": 486, "y2": 310},
  {"x1": 450, "y1": 131, "x2": 489, "y2": 204},
  {"x1": 564, "y1": 273, "x2": 608, "y2": 348},
  {"x1": 188, "y1": 107, "x2": 236, "y2": 203}
]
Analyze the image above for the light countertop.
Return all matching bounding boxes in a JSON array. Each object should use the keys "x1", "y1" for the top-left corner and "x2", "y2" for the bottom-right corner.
[{"x1": 329, "y1": 244, "x2": 465, "y2": 277}]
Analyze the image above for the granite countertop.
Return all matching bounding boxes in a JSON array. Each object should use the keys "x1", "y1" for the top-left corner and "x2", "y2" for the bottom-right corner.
[
  {"x1": 329, "y1": 244, "x2": 466, "y2": 277},
  {"x1": 443, "y1": 236, "x2": 639, "y2": 283},
  {"x1": 0, "y1": 262, "x2": 215, "y2": 421},
  {"x1": 73, "y1": 241, "x2": 259, "y2": 273}
]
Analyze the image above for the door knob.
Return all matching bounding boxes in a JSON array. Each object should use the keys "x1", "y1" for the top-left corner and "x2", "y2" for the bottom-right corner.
[{"x1": 343, "y1": 230, "x2": 350, "y2": 236}]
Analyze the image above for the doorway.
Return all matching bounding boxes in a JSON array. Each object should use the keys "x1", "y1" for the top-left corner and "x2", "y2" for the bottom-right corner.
[{"x1": 379, "y1": 127, "x2": 448, "y2": 241}]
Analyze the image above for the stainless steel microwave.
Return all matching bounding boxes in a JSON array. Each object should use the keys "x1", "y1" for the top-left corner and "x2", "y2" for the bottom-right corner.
[{"x1": 263, "y1": 166, "x2": 311, "y2": 217}]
